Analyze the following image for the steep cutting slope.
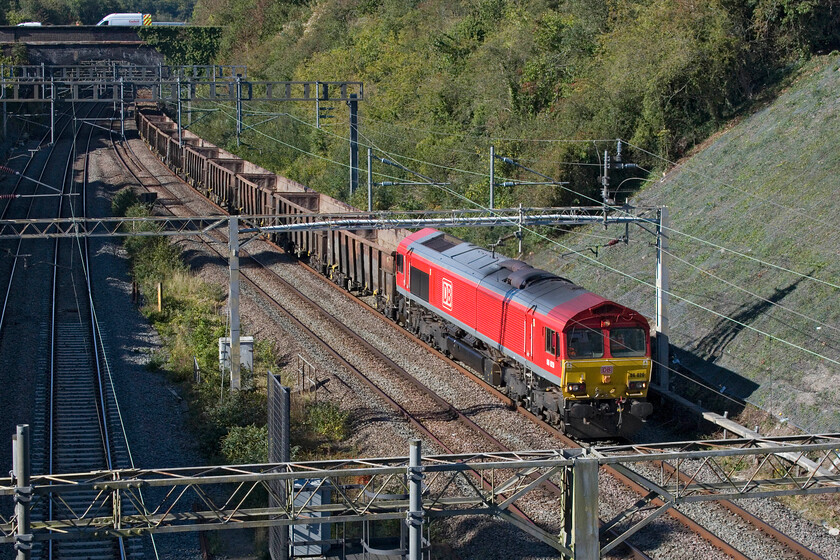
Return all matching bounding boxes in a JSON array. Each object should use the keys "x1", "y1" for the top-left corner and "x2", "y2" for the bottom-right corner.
[{"x1": 544, "y1": 54, "x2": 840, "y2": 433}]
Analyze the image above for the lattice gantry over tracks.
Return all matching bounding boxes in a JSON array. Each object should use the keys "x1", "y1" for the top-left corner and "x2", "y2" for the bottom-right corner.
[{"x1": 2, "y1": 432, "x2": 839, "y2": 559}]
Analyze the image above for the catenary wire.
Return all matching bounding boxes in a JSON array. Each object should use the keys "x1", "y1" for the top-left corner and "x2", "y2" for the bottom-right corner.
[
  {"x1": 661, "y1": 247, "x2": 840, "y2": 334},
  {"x1": 193, "y1": 99, "x2": 840, "y2": 367}
]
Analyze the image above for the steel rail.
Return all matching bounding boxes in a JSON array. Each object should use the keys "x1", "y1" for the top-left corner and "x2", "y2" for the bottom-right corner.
[
  {"x1": 49, "y1": 103, "x2": 97, "y2": 560},
  {"x1": 305, "y1": 261, "x2": 831, "y2": 559},
  {"x1": 0, "y1": 102, "x2": 88, "y2": 559},
  {"x1": 109, "y1": 133, "x2": 597, "y2": 555},
  {"x1": 0, "y1": 104, "x2": 69, "y2": 344},
  {"x1": 247, "y1": 253, "x2": 654, "y2": 560},
  {"x1": 87, "y1": 111, "x2": 129, "y2": 560},
  {"x1": 352, "y1": 284, "x2": 826, "y2": 559},
  {"x1": 108, "y1": 111, "x2": 187, "y2": 560},
  {"x1": 46, "y1": 102, "x2": 129, "y2": 560}
]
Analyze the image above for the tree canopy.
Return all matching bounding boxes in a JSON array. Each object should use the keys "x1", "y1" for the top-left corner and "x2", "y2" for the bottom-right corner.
[{"x1": 180, "y1": 0, "x2": 837, "y2": 218}]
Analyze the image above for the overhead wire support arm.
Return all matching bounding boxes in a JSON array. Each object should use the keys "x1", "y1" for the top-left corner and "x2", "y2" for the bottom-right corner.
[
  {"x1": 377, "y1": 156, "x2": 442, "y2": 186},
  {"x1": 491, "y1": 149, "x2": 569, "y2": 215},
  {"x1": 494, "y1": 153, "x2": 561, "y2": 185},
  {"x1": 368, "y1": 152, "x2": 447, "y2": 210},
  {"x1": 496, "y1": 180, "x2": 569, "y2": 187},
  {"x1": 374, "y1": 181, "x2": 451, "y2": 187}
]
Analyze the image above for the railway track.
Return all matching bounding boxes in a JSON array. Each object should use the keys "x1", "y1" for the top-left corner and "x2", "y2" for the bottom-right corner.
[
  {"x1": 112, "y1": 112, "x2": 832, "y2": 559},
  {"x1": 3, "y1": 104, "x2": 145, "y2": 560}
]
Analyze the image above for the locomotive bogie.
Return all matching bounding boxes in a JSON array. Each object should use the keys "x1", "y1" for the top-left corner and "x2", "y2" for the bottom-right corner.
[{"x1": 136, "y1": 110, "x2": 653, "y2": 439}]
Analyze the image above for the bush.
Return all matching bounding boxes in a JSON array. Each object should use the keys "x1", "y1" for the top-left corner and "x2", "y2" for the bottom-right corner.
[
  {"x1": 304, "y1": 402, "x2": 348, "y2": 441},
  {"x1": 111, "y1": 187, "x2": 140, "y2": 217},
  {"x1": 220, "y1": 424, "x2": 268, "y2": 464},
  {"x1": 193, "y1": 388, "x2": 268, "y2": 458}
]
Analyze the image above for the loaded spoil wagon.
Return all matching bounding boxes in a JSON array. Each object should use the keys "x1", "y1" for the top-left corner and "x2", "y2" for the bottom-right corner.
[{"x1": 136, "y1": 110, "x2": 402, "y2": 315}]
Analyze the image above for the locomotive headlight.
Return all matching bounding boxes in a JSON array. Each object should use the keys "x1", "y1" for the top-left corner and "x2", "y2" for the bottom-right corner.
[
  {"x1": 628, "y1": 381, "x2": 647, "y2": 391},
  {"x1": 567, "y1": 382, "x2": 587, "y2": 395}
]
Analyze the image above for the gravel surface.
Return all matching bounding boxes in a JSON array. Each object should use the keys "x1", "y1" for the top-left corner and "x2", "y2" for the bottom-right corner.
[{"x1": 86, "y1": 138, "x2": 205, "y2": 559}]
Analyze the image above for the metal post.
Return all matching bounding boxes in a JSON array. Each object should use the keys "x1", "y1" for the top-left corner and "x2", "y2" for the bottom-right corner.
[
  {"x1": 236, "y1": 74, "x2": 242, "y2": 147},
  {"x1": 348, "y1": 93, "x2": 359, "y2": 195},
  {"x1": 229, "y1": 216, "x2": 241, "y2": 391},
  {"x1": 367, "y1": 147, "x2": 373, "y2": 211},
  {"x1": 315, "y1": 81, "x2": 321, "y2": 129},
  {"x1": 268, "y1": 376, "x2": 290, "y2": 560},
  {"x1": 489, "y1": 145, "x2": 495, "y2": 209},
  {"x1": 601, "y1": 150, "x2": 610, "y2": 225},
  {"x1": 655, "y1": 207, "x2": 670, "y2": 390},
  {"x1": 50, "y1": 78, "x2": 54, "y2": 145},
  {"x1": 187, "y1": 79, "x2": 192, "y2": 127},
  {"x1": 572, "y1": 456, "x2": 598, "y2": 560},
  {"x1": 177, "y1": 77, "x2": 183, "y2": 147},
  {"x1": 120, "y1": 77, "x2": 125, "y2": 139},
  {"x1": 407, "y1": 439, "x2": 423, "y2": 560},
  {"x1": 13, "y1": 425, "x2": 32, "y2": 560},
  {"x1": 2, "y1": 64, "x2": 7, "y2": 139}
]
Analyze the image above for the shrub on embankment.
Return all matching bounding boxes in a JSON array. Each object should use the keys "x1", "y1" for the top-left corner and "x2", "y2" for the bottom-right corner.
[{"x1": 111, "y1": 188, "x2": 349, "y2": 463}]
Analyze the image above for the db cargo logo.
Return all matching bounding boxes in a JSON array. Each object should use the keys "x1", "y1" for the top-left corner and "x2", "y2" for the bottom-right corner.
[{"x1": 441, "y1": 278, "x2": 453, "y2": 310}]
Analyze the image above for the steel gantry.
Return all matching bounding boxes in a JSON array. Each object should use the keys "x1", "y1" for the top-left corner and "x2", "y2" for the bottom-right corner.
[
  {"x1": 0, "y1": 62, "x2": 362, "y2": 156},
  {"x1": 2, "y1": 430, "x2": 838, "y2": 560}
]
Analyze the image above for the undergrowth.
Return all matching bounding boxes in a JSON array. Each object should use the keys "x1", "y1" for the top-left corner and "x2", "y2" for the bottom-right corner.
[{"x1": 112, "y1": 188, "x2": 350, "y2": 464}]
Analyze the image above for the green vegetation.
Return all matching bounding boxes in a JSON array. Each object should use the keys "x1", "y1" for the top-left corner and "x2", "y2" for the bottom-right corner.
[
  {"x1": 179, "y1": 0, "x2": 839, "y2": 224},
  {"x1": 545, "y1": 53, "x2": 840, "y2": 433},
  {"x1": 111, "y1": 189, "x2": 351, "y2": 463},
  {"x1": 169, "y1": 1, "x2": 840, "y2": 433},
  {"x1": 138, "y1": 26, "x2": 221, "y2": 66}
]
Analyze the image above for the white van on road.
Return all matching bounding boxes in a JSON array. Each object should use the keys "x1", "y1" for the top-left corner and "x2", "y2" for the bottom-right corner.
[{"x1": 96, "y1": 13, "x2": 150, "y2": 26}]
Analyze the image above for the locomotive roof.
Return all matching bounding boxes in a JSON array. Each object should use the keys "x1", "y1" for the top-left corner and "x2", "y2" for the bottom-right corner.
[{"x1": 401, "y1": 228, "x2": 645, "y2": 325}]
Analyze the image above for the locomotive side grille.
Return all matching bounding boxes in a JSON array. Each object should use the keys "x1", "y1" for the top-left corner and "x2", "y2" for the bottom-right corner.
[{"x1": 410, "y1": 266, "x2": 430, "y2": 301}]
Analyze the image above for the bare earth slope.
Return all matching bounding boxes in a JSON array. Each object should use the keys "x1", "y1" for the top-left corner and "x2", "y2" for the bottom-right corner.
[{"x1": 543, "y1": 54, "x2": 840, "y2": 433}]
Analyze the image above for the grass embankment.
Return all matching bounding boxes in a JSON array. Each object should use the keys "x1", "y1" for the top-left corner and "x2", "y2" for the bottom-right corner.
[
  {"x1": 543, "y1": 54, "x2": 840, "y2": 435},
  {"x1": 112, "y1": 188, "x2": 350, "y2": 464},
  {"x1": 540, "y1": 55, "x2": 840, "y2": 529}
]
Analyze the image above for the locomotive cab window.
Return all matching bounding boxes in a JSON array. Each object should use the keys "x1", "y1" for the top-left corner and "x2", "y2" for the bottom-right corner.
[
  {"x1": 609, "y1": 328, "x2": 647, "y2": 357},
  {"x1": 409, "y1": 266, "x2": 430, "y2": 302},
  {"x1": 396, "y1": 253, "x2": 404, "y2": 274},
  {"x1": 544, "y1": 327, "x2": 558, "y2": 356},
  {"x1": 566, "y1": 328, "x2": 604, "y2": 358}
]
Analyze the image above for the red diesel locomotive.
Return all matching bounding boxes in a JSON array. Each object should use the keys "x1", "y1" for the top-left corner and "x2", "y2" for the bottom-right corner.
[{"x1": 395, "y1": 228, "x2": 653, "y2": 438}]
